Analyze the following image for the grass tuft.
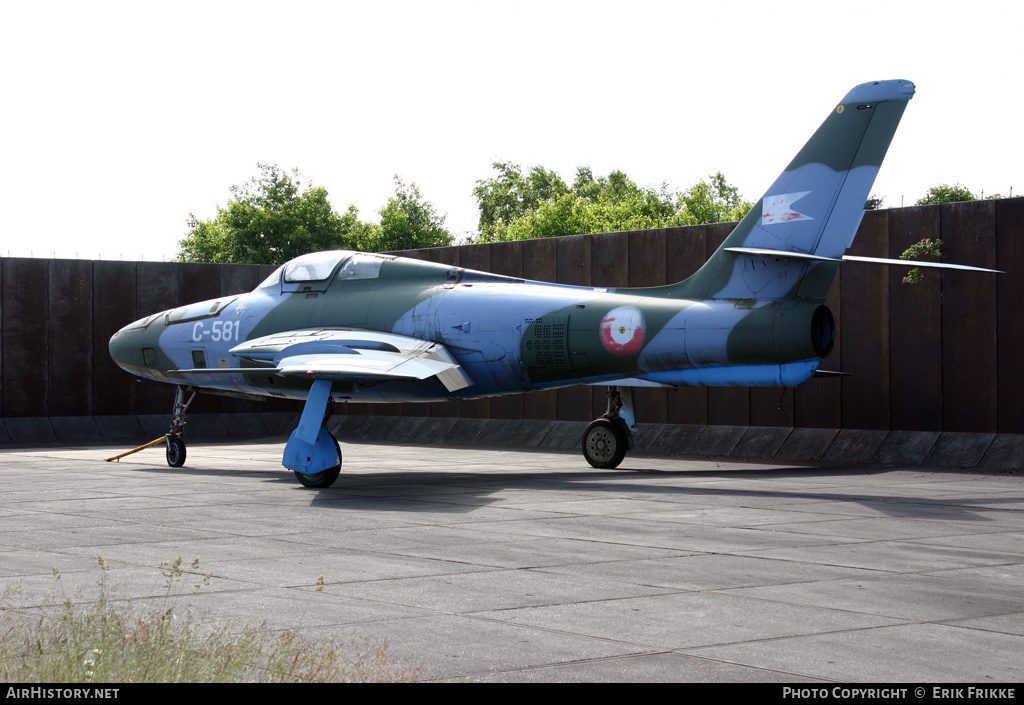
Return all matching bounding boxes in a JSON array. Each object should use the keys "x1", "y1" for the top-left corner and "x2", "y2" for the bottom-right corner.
[{"x1": 0, "y1": 556, "x2": 420, "y2": 683}]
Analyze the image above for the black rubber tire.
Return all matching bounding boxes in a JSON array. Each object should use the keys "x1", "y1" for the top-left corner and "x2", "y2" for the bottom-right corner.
[
  {"x1": 293, "y1": 435, "x2": 342, "y2": 488},
  {"x1": 582, "y1": 418, "x2": 628, "y2": 469},
  {"x1": 166, "y1": 436, "x2": 186, "y2": 467}
]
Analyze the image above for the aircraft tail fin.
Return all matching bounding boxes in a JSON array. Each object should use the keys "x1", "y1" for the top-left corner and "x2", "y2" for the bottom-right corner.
[{"x1": 667, "y1": 80, "x2": 915, "y2": 301}]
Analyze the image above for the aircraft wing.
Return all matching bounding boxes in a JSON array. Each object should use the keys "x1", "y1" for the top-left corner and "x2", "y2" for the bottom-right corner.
[{"x1": 215, "y1": 328, "x2": 474, "y2": 392}]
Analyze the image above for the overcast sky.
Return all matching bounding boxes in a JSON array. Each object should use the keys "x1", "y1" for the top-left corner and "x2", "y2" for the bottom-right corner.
[{"x1": 2, "y1": 0, "x2": 1020, "y2": 261}]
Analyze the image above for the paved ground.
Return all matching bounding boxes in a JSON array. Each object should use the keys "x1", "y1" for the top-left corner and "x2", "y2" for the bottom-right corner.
[{"x1": 1, "y1": 439, "x2": 1022, "y2": 682}]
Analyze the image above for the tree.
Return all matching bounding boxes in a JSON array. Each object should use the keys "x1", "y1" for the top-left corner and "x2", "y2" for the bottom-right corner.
[
  {"x1": 177, "y1": 164, "x2": 373, "y2": 265},
  {"x1": 680, "y1": 172, "x2": 752, "y2": 224},
  {"x1": 372, "y1": 177, "x2": 453, "y2": 252},
  {"x1": 472, "y1": 162, "x2": 569, "y2": 239},
  {"x1": 473, "y1": 164, "x2": 752, "y2": 242},
  {"x1": 916, "y1": 184, "x2": 975, "y2": 205}
]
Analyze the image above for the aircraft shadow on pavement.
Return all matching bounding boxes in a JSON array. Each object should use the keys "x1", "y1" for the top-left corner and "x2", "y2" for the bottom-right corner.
[{"x1": 124, "y1": 460, "x2": 1019, "y2": 521}]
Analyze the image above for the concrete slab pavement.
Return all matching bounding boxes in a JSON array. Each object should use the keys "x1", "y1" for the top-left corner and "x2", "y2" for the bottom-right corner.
[{"x1": 0, "y1": 439, "x2": 1021, "y2": 682}]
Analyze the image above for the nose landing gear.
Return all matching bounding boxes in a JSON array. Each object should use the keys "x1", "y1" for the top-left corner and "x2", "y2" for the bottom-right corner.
[
  {"x1": 164, "y1": 386, "x2": 195, "y2": 467},
  {"x1": 104, "y1": 385, "x2": 196, "y2": 466}
]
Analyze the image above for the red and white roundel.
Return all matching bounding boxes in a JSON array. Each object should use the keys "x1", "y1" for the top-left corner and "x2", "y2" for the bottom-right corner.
[{"x1": 599, "y1": 306, "x2": 646, "y2": 357}]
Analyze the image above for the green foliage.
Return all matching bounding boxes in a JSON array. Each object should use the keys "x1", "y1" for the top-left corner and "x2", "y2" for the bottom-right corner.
[
  {"x1": 177, "y1": 166, "x2": 452, "y2": 264},
  {"x1": 899, "y1": 237, "x2": 942, "y2": 285},
  {"x1": 865, "y1": 194, "x2": 884, "y2": 210},
  {"x1": 371, "y1": 176, "x2": 453, "y2": 252},
  {"x1": 177, "y1": 164, "x2": 374, "y2": 265},
  {"x1": 473, "y1": 163, "x2": 752, "y2": 242},
  {"x1": 916, "y1": 184, "x2": 975, "y2": 205},
  {"x1": 472, "y1": 162, "x2": 570, "y2": 238},
  {"x1": 680, "y1": 172, "x2": 752, "y2": 225}
]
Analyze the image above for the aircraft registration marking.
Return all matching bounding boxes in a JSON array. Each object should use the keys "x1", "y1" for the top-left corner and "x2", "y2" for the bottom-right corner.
[{"x1": 192, "y1": 320, "x2": 243, "y2": 343}]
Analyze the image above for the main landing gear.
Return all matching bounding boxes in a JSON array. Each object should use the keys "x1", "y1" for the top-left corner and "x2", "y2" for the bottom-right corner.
[
  {"x1": 582, "y1": 386, "x2": 636, "y2": 469},
  {"x1": 283, "y1": 379, "x2": 342, "y2": 488}
]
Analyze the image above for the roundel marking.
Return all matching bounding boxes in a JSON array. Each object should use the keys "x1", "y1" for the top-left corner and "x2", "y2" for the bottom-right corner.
[{"x1": 599, "y1": 306, "x2": 646, "y2": 357}]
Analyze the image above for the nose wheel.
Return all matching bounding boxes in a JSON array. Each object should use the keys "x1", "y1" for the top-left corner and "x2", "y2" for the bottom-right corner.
[{"x1": 166, "y1": 435, "x2": 187, "y2": 467}]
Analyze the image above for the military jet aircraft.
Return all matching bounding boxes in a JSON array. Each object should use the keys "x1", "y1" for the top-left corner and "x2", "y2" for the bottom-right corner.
[{"x1": 108, "y1": 79, "x2": 997, "y2": 487}]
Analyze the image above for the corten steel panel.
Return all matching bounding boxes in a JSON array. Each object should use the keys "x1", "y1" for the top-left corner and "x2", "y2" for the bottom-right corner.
[
  {"x1": 136, "y1": 261, "x2": 179, "y2": 315},
  {"x1": 219, "y1": 263, "x2": 260, "y2": 297},
  {"x1": 887, "y1": 206, "x2": 942, "y2": 431},
  {"x1": 423, "y1": 246, "x2": 461, "y2": 267},
  {"x1": 708, "y1": 387, "x2": 749, "y2": 427},
  {"x1": 591, "y1": 231, "x2": 629, "y2": 288},
  {"x1": 665, "y1": 225, "x2": 707, "y2": 282},
  {"x1": 941, "y1": 200, "x2": 998, "y2": 433},
  {"x1": 794, "y1": 273, "x2": 841, "y2": 429},
  {"x1": 178, "y1": 262, "x2": 221, "y2": 306},
  {"x1": 48, "y1": 260, "x2": 93, "y2": 416},
  {"x1": 522, "y1": 238, "x2": 558, "y2": 421},
  {"x1": 996, "y1": 198, "x2": 1024, "y2": 433},
  {"x1": 705, "y1": 222, "x2": 733, "y2": 256},
  {"x1": 456, "y1": 243, "x2": 492, "y2": 419},
  {"x1": 750, "y1": 387, "x2": 794, "y2": 427},
  {"x1": 666, "y1": 225, "x2": 709, "y2": 425},
  {"x1": 257, "y1": 264, "x2": 279, "y2": 284},
  {"x1": 557, "y1": 234, "x2": 592, "y2": 285},
  {"x1": 488, "y1": 240, "x2": 523, "y2": 279},
  {"x1": 627, "y1": 229, "x2": 666, "y2": 287},
  {"x1": 2, "y1": 259, "x2": 48, "y2": 417},
  {"x1": 840, "y1": 209, "x2": 890, "y2": 430},
  {"x1": 556, "y1": 235, "x2": 594, "y2": 422},
  {"x1": 93, "y1": 261, "x2": 138, "y2": 416},
  {"x1": 627, "y1": 229, "x2": 668, "y2": 424},
  {"x1": 704, "y1": 222, "x2": 749, "y2": 426},
  {"x1": 487, "y1": 240, "x2": 525, "y2": 420},
  {"x1": 135, "y1": 262, "x2": 179, "y2": 415}
]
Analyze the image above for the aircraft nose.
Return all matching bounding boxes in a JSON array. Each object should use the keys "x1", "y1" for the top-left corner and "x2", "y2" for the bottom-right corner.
[{"x1": 108, "y1": 315, "x2": 160, "y2": 374}]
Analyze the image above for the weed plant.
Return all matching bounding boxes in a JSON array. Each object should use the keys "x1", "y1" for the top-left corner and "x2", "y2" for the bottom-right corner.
[{"x1": 0, "y1": 556, "x2": 420, "y2": 683}]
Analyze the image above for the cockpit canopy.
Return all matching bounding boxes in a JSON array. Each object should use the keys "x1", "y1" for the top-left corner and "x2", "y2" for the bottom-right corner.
[{"x1": 255, "y1": 251, "x2": 392, "y2": 293}]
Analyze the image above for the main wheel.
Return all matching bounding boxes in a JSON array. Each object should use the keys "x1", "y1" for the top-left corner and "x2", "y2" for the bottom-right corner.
[
  {"x1": 582, "y1": 418, "x2": 628, "y2": 469},
  {"x1": 166, "y1": 436, "x2": 186, "y2": 467},
  {"x1": 293, "y1": 434, "x2": 342, "y2": 488}
]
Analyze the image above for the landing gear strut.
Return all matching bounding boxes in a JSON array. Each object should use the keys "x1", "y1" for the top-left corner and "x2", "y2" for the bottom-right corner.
[
  {"x1": 283, "y1": 379, "x2": 342, "y2": 488},
  {"x1": 166, "y1": 386, "x2": 196, "y2": 467},
  {"x1": 582, "y1": 386, "x2": 636, "y2": 469}
]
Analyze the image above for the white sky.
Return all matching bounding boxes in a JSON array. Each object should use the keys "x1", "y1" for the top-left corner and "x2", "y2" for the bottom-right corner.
[{"x1": 1, "y1": 0, "x2": 1020, "y2": 261}]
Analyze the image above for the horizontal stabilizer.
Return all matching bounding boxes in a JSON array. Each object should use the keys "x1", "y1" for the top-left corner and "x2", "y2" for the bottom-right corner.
[
  {"x1": 726, "y1": 247, "x2": 1002, "y2": 273},
  {"x1": 841, "y1": 255, "x2": 1003, "y2": 273}
]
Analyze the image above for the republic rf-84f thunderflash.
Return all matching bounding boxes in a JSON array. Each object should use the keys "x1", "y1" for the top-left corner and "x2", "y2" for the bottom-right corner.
[{"x1": 108, "y1": 80, "x2": 997, "y2": 487}]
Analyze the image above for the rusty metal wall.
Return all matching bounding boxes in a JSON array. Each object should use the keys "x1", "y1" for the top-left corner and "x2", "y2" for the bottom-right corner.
[{"x1": 1, "y1": 199, "x2": 1021, "y2": 435}]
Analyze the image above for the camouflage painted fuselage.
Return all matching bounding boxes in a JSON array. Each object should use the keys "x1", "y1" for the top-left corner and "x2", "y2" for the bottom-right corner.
[{"x1": 109, "y1": 252, "x2": 833, "y2": 404}]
